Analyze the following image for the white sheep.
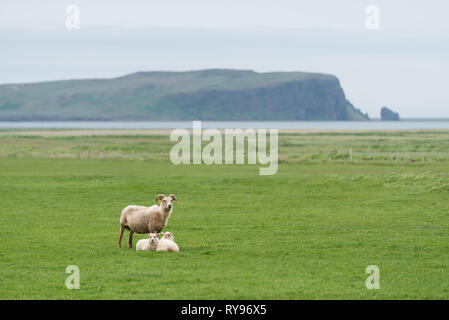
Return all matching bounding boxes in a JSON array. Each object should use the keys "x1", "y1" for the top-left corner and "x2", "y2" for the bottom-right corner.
[
  {"x1": 118, "y1": 194, "x2": 177, "y2": 248},
  {"x1": 136, "y1": 233, "x2": 159, "y2": 251},
  {"x1": 156, "y1": 231, "x2": 179, "y2": 253}
]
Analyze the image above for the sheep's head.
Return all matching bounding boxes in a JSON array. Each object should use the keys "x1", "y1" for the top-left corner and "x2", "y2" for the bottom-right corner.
[
  {"x1": 147, "y1": 233, "x2": 159, "y2": 246},
  {"x1": 155, "y1": 194, "x2": 177, "y2": 211},
  {"x1": 162, "y1": 232, "x2": 174, "y2": 241}
]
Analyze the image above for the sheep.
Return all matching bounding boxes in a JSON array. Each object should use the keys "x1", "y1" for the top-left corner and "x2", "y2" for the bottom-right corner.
[
  {"x1": 136, "y1": 233, "x2": 159, "y2": 251},
  {"x1": 156, "y1": 231, "x2": 179, "y2": 253},
  {"x1": 118, "y1": 194, "x2": 177, "y2": 248}
]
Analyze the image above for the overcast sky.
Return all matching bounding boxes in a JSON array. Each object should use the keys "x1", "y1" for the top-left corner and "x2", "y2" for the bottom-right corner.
[{"x1": 1, "y1": 0, "x2": 448, "y2": 118}]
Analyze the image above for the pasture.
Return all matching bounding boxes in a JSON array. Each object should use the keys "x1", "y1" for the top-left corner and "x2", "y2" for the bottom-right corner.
[{"x1": 0, "y1": 130, "x2": 448, "y2": 299}]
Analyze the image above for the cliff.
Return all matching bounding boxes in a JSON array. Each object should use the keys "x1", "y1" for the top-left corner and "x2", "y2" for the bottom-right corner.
[{"x1": 0, "y1": 69, "x2": 368, "y2": 121}]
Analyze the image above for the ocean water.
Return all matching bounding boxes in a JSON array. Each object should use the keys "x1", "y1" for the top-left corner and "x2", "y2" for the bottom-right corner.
[{"x1": 1, "y1": 121, "x2": 449, "y2": 130}]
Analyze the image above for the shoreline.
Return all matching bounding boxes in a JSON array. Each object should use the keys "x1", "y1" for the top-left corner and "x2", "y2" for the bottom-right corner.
[{"x1": 1, "y1": 128, "x2": 449, "y2": 137}]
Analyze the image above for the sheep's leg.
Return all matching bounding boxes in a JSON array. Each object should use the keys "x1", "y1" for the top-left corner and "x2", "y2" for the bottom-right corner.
[
  {"x1": 118, "y1": 225, "x2": 124, "y2": 249},
  {"x1": 128, "y1": 230, "x2": 134, "y2": 248}
]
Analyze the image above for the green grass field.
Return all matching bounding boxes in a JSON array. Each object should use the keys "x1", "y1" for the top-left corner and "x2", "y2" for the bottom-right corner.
[{"x1": 1, "y1": 130, "x2": 449, "y2": 299}]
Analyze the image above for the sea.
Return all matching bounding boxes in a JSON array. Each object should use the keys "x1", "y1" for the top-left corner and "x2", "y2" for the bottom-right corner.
[{"x1": 1, "y1": 120, "x2": 449, "y2": 130}]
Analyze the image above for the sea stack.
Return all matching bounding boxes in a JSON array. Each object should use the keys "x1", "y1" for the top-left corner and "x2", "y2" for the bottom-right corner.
[{"x1": 380, "y1": 107, "x2": 400, "y2": 121}]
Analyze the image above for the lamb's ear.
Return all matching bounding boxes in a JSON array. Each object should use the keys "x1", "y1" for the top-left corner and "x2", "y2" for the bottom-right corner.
[
  {"x1": 169, "y1": 194, "x2": 177, "y2": 201},
  {"x1": 146, "y1": 234, "x2": 150, "y2": 238},
  {"x1": 155, "y1": 194, "x2": 165, "y2": 202}
]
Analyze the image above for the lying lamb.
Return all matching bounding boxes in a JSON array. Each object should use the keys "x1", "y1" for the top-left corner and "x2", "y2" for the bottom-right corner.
[
  {"x1": 156, "y1": 232, "x2": 179, "y2": 253},
  {"x1": 136, "y1": 233, "x2": 159, "y2": 251}
]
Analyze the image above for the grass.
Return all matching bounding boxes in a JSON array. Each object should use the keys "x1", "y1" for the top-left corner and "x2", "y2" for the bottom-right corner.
[{"x1": 0, "y1": 130, "x2": 449, "y2": 299}]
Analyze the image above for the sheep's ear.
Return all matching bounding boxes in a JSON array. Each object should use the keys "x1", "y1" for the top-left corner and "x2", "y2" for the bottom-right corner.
[
  {"x1": 155, "y1": 194, "x2": 165, "y2": 202},
  {"x1": 169, "y1": 194, "x2": 177, "y2": 201},
  {"x1": 146, "y1": 234, "x2": 150, "y2": 238}
]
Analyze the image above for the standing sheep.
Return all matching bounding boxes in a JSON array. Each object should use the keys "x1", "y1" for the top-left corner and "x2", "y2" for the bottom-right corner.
[{"x1": 118, "y1": 194, "x2": 177, "y2": 248}]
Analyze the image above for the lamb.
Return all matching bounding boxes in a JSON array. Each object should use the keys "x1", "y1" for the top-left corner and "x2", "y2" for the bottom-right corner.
[
  {"x1": 118, "y1": 194, "x2": 177, "y2": 248},
  {"x1": 156, "y1": 231, "x2": 179, "y2": 253},
  {"x1": 136, "y1": 233, "x2": 159, "y2": 251}
]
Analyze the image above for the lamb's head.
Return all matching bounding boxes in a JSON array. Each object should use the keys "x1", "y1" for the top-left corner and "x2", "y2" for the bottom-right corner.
[
  {"x1": 162, "y1": 232, "x2": 174, "y2": 241},
  {"x1": 147, "y1": 233, "x2": 159, "y2": 248},
  {"x1": 155, "y1": 194, "x2": 177, "y2": 211}
]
